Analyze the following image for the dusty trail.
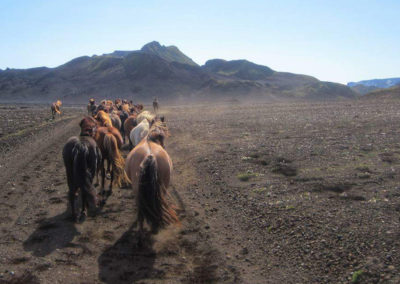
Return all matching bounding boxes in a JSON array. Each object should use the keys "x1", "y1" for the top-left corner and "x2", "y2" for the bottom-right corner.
[{"x1": 0, "y1": 109, "x2": 240, "y2": 283}]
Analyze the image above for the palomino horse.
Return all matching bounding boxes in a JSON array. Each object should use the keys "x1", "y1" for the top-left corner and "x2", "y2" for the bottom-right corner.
[
  {"x1": 51, "y1": 100, "x2": 62, "y2": 119},
  {"x1": 130, "y1": 119, "x2": 149, "y2": 149},
  {"x1": 95, "y1": 110, "x2": 113, "y2": 127},
  {"x1": 125, "y1": 120, "x2": 178, "y2": 236},
  {"x1": 62, "y1": 117, "x2": 101, "y2": 222},
  {"x1": 94, "y1": 126, "x2": 129, "y2": 196},
  {"x1": 136, "y1": 111, "x2": 155, "y2": 124}
]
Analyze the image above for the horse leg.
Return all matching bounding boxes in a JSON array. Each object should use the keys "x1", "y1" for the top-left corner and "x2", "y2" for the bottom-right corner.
[
  {"x1": 106, "y1": 160, "x2": 111, "y2": 180},
  {"x1": 101, "y1": 160, "x2": 105, "y2": 195},
  {"x1": 108, "y1": 167, "x2": 114, "y2": 196},
  {"x1": 69, "y1": 189, "x2": 78, "y2": 222},
  {"x1": 79, "y1": 190, "x2": 87, "y2": 223}
]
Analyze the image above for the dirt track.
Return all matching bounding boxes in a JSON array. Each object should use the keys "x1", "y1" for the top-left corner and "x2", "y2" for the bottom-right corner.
[{"x1": 1, "y1": 101, "x2": 400, "y2": 283}]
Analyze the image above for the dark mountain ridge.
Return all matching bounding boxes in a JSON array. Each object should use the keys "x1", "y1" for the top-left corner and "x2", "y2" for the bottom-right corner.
[{"x1": 0, "y1": 41, "x2": 357, "y2": 103}]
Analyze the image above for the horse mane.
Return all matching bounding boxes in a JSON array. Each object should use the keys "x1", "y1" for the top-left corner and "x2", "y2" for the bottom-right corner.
[
  {"x1": 95, "y1": 110, "x2": 112, "y2": 127},
  {"x1": 147, "y1": 120, "x2": 169, "y2": 147},
  {"x1": 137, "y1": 111, "x2": 155, "y2": 124}
]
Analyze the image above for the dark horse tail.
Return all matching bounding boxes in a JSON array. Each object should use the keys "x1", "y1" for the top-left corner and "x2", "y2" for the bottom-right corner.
[
  {"x1": 138, "y1": 154, "x2": 179, "y2": 232},
  {"x1": 103, "y1": 133, "x2": 130, "y2": 187},
  {"x1": 71, "y1": 142, "x2": 92, "y2": 191}
]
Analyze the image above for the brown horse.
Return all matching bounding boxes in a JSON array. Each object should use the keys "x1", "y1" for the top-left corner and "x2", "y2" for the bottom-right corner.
[
  {"x1": 125, "y1": 121, "x2": 178, "y2": 236},
  {"x1": 94, "y1": 126, "x2": 129, "y2": 196},
  {"x1": 62, "y1": 117, "x2": 101, "y2": 222},
  {"x1": 51, "y1": 100, "x2": 62, "y2": 119},
  {"x1": 123, "y1": 114, "x2": 138, "y2": 147}
]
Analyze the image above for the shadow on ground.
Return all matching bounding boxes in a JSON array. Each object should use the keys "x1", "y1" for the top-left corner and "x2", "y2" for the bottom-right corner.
[
  {"x1": 23, "y1": 211, "x2": 79, "y2": 257},
  {"x1": 98, "y1": 224, "x2": 159, "y2": 283}
]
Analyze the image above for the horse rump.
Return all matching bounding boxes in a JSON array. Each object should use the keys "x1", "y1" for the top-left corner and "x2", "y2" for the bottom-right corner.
[
  {"x1": 137, "y1": 154, "x2": 178, "y2": 233},
  {"x1": 63, "y1": 137, "x2": 98, "y2": 222}
]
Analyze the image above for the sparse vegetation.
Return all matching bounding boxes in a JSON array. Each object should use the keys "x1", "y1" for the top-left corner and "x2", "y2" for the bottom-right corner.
[
  {"x1": 351, "y1": 270, "x2": 363, "y2": 283},
  {"x1": 237, "y1": 172, "x2": 258, "y2": 181}
]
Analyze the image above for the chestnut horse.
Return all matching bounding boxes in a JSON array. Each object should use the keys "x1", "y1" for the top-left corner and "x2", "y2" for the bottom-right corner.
[
  {"x1": 125, "y1": 120, "x2": 178, "y2": 235},
  {"x1": 123, "y1": 114, "x2": 138, "y2": 147},
  {"x1": 51, "y1": 100, "x2": 62, "y2": 119},
  {"x1": 62, "y1": 117, "x2": 101, "y2": 222},
  {"x1": 94, "y1": 126, "x2": 129, "y2": 196}
]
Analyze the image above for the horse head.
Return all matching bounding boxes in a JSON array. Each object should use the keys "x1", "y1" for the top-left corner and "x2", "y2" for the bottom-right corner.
[{"x1": 80, "y1": 116, "x2": 98, "y2": 137}]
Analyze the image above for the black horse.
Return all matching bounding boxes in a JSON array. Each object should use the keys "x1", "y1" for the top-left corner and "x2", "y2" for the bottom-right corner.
[{"x1": 62, "y1": 118, "x2": 102, "y2": 222}]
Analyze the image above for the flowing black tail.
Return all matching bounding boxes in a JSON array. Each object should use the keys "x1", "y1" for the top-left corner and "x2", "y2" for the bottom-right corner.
[
  {"x1": 137, "y1": 154, "x2": 179, "y2": 232},
  {"x1": 71, "y1": 142, "x2": 97, "y2": 207}
]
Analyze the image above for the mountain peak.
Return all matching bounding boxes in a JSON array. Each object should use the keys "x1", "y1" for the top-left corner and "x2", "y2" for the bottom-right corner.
[{"x1": 140, "y1": 41, "x2": 198, "y2": 66}]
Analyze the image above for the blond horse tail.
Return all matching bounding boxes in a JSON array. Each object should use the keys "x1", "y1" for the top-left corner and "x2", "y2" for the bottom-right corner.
[{"x1": 103, "y1": 133, "x2": 130, "y2": 187}]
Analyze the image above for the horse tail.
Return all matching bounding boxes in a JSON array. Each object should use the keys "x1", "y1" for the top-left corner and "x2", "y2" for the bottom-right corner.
[
  {"x1": 103, "y1": 133, "x2": 130, "y2": 187},
  {"x1": 137, "y1": 154, "x2": 179, "y2": 232},
  {"x1": 71, "y1": 142, "x2": 91, "y2": 190}
]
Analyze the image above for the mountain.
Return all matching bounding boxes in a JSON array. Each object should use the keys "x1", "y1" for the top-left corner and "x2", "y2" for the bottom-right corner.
[
  {"x1": 0, "y1": 41, "x2": 357, "y2": 103},
  {"x1": 363, "y1": 85, "x2": 400, "y2": 100},
  {"x1": 348, "y1": 77, "x2": 400, "y2": 94},
  {"x1": 140, "y1": 41, "x2": 198, "y2": 66}
]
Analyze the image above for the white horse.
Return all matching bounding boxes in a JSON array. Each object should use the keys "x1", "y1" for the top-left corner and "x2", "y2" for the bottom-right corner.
[
  {"x1": 129, "y1": 119, "x2": 150, "y2": 148},
  {"x1": 136, "y1": 111, "x2": 155, "y2": 124}
]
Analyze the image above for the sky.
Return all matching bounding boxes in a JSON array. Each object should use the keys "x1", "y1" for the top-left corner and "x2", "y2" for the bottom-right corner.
[{"x1": 0, "y1": 0, "x2": 399, "y2": 84}]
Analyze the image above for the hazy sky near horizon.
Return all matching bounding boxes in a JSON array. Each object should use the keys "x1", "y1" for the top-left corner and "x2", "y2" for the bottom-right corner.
[{"x1": 1, "y1": 0, "x2": 399, "y2": 84}]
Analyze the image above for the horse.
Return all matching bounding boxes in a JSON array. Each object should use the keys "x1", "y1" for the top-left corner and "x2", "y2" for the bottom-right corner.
[
  {"x1": 125, "y1": 120, "x2": 178, "y2": 236},
  {"x1": 94, "y1": 126, "x2": 129, "y2": 196},
  {"x1": 123, "y1": 114, "x2": 138, "y2": 147},
  {"x1": 110, "y1": 113, "x2": 122, "y2": 130},
  {"x1": 118, "y1": 110, "x2": 129, "y2": 143},
  {"x1": 95, "y1": 110, "x2": 113, "y2": 127},
  {"x1": 130, "y1": 119, "x2": 150, "y2": 150},
  {"x1": 62, "y1": 117, "x2": 101, "y2": 222},
  {"x1": 51, "y1": 100, "x2": 62, "y2": 119},
  {"x1": 136, "y1": 111, "x2": 155, "y2": 124}
]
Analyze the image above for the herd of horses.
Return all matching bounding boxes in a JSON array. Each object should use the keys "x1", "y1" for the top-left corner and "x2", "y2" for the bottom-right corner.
[{"x1": 61, "y1": 98, "x2": 178, "y2": 239}]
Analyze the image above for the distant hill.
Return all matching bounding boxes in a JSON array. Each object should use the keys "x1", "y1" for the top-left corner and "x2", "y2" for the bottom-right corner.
[
  {"x1": 0, "y1": 41, "x2": 357, "y2": 103},
  {"x1": 348, "y1": 77, "x2": 400, "y2": 94},
  {"x1": 363, "y1": 85, "x2": 400, "y2": 100},
  {"x1": 349, "y1": 84, "x2": 379, "y2": 95}
]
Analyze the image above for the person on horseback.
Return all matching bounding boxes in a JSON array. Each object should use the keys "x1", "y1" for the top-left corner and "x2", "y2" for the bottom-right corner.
[{"x1": 87, "y1": 98, "x2": 97, "y2": 116}]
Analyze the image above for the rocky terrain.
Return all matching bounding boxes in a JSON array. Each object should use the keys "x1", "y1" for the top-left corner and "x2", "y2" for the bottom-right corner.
[{"x1": 1, "y1": 100, "x2": 400, "y2": 283}]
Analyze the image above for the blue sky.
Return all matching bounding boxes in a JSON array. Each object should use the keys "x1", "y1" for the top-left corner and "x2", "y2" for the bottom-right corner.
[{"x1": 0, "y1": 0, "x2": 399, "y2": 84}]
